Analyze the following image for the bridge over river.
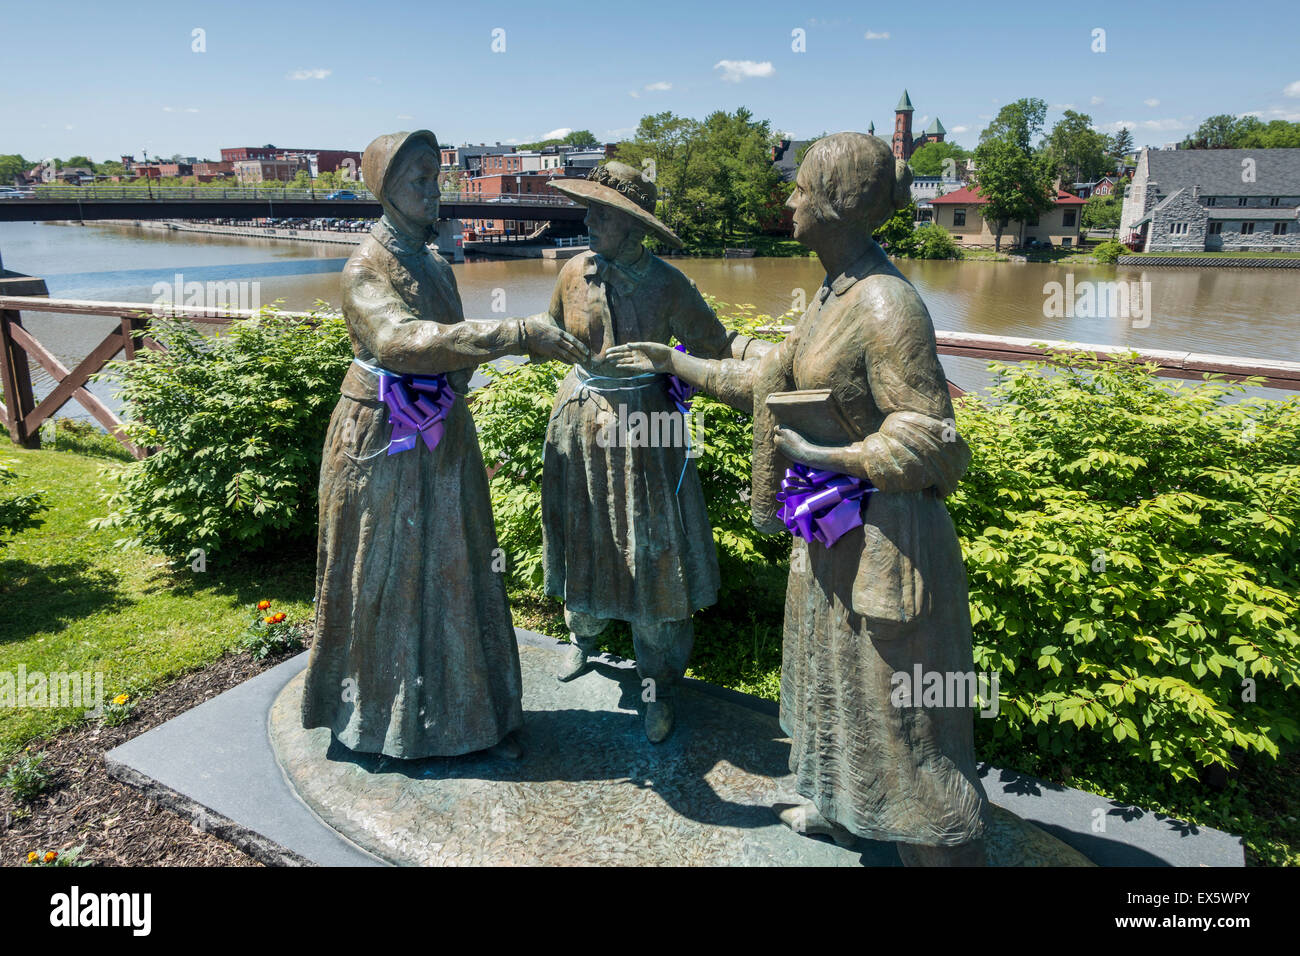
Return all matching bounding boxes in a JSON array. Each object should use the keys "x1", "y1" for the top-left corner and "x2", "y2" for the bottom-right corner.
[{"x1": 0, "y1": 185, "x2": 585, "y2": 224}]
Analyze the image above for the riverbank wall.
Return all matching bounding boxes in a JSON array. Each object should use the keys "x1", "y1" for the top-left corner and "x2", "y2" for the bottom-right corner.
[{"x1": 1118, "y1": 255, "x2": 1300, "y2": 269}]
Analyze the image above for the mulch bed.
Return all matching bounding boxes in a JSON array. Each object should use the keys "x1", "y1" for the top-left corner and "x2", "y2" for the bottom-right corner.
[{"x1": 0, "y1": 646, "x2": 308, "y2": 868}]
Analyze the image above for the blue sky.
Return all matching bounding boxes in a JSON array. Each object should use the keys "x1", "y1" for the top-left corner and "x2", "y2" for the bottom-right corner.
[{"x1": 4, "y1": 0, "x2": 1299, "y2": 161}]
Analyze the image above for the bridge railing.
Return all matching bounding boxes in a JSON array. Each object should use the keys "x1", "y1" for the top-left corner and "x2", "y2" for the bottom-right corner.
[{"x1": 5, "y1": 288, "x2": 1296, "y2": 460}]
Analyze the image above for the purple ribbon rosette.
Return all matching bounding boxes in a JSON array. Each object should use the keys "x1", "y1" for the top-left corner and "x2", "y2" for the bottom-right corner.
[
  {"x1": 375, "y1": 370, "x2": 456, "y2": 455},
  {"x1": 666, "y1": 344, "x2": 697, "y2": 414},
  {"x1": 776, "y1": 463, "x2": 875, "y2": 548}
]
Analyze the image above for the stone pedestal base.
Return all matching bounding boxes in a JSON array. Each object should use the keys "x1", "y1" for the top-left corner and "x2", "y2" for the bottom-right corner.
[{"x1": 270, "y1": 643, "x2": 1091, "y2": 866}]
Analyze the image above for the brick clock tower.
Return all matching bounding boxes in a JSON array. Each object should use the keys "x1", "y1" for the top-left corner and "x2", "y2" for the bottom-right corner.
[{"x1": 893, "y1": 90, "x2": 915, "y2": 161}]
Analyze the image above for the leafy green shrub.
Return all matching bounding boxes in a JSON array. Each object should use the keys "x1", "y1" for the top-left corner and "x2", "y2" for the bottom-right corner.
[
  {"x1": 24, "y1": 846, "x2": 91, "y2": 867},
  {"x1": 913, "y1": 223, "x2": 961, "y2": 259},
  {"x1": 0, "y1": 460, "x2": 46, "y2": 545},
  {"x1": 2, "y1": 750, "x2": 53, "y2": 802},
  {"x1": 949, "y1": 352, "x2": 1300, "y2": 783},
  {"x1": 1093, "y1": 239, "x2": 1125, "y2": 263},
  {"x1": 92, "y1": 306, "x2": 352, "y2": 563}
]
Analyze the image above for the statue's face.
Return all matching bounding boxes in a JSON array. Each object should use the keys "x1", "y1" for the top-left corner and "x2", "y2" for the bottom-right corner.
[
  {"x1": 386, "y1": 143, "x2": 441, "y2": 226},
  {"x1": 787, "y1": 163, "x2": 824, "y2": 245},
  {"x1": 586, "y1": 201, "x2": 641, "y2": 257}
]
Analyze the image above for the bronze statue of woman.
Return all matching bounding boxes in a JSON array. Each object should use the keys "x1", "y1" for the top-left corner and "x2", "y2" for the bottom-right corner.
[
  {"x1": 300, "y1": 130, "x2": 587, "y2": 760},
  {"x1": 608, "y1": 132, "x2": 989, "y2": 865}
]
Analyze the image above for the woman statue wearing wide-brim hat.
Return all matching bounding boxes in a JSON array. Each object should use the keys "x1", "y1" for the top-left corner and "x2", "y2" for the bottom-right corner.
[
  {"x1": 608, "y1": 133, "x2": 989, "y2": 863},
  {"x1": 539, "y1": 162, "x2": 769, "y2": 743},
  {"x1": 301, "y1": 129, "x2": 588, "y2": 759}
]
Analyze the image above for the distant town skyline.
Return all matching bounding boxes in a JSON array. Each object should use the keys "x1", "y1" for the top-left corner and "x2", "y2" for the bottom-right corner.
[{"x1": 3, "y1": 0, "x2": 1298, "y2": 160}]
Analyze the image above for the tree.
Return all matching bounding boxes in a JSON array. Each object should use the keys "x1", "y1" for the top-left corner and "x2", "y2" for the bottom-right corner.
[
  {"x1": 1081, "y1": 193, "x2": 1122, "y2": 230},
  {"x1": 567, "y1": 130, "x2": 599, "y2": 148},
  {"x1": 64, "y1": 155, "x2": 96, "y2": 171},
  {"x1": 1183, "y1": 114, "x2": 1241, "y2": 149},
  {"x1": 1043, "y1": 110, "x2": 1109, "y2": 184},
  {"x1": 0, "y1": 154, "x2": 28, "y2": 184},
  {"x1": 1108, "y1": 127, "x2": 1134, "y2": 158},
  {"x1": 908, "y1": 141, "x2": 970, "y2": 177},
  {"x1": 980, "y1": 98, "x2": 1048, "y2": 153},
  {"x1": 873, "y1": 200, "x2": 918, "y2": 256},
  {"x1": 972, "y1": 136, "x2": 1055, "y2": 252}
]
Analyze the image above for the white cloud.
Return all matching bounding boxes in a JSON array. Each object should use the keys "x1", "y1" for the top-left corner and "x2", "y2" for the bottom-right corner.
[
  {"x1": 1090, "y1": 95, "x2": 1105, "y2": 105},
  {"x1": 644, "y1": 81, "x2": 672, "y2": 92},
  {"x1": 1284, "y1": 80, "x2": 1300, "y2": 98},
  {"x1": 542, "y1": 127, "x2": 573, "y2": 141},
  {"x1": 1051, "y1": 103, "x2": 1075, "y2": 110},
  {"x1": 604, "y1": 127, "x2": 636, "y2": 141},
  {"x1": 1144, "y1": 98, "x2": 1160, "y2": 107},
  {"x1": 628, "y1": 91, "x2": 639, "y2": 98},
  {"x1": 288, "y1": 68, "x2": 331, "y2": 81},
  {"x1": 864, "y1": 31, "x2": 890, "y2": 40},
  {"x1": 713, "y1": 59, "x2": 775, "y2": 83},
  {"x1": 951, "y1": 125, "x2": 969, "y2": 134}
]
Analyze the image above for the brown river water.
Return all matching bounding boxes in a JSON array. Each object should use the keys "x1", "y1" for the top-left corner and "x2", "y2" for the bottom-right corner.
[{"x1": 2, "y1": 221, "x2": 1296, "y2": 416}]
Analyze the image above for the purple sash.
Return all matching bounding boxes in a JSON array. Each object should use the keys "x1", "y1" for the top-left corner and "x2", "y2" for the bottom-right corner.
[
  {"x1": 777, "y1": 463, "x2": 875, "y2": 548},
  {"x1": 666, "y1": 344, "x2": 697, "y2": 414},
  {"x1": 374, "y1": 370, "x2": 456, "y2": 455}
]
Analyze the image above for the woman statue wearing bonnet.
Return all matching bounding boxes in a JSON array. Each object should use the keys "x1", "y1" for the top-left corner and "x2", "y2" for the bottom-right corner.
[
  {"x1": 609, "y1": 132, "x2": 989, "y2": 865},
  {"x1": 300, "y1": 130, "x2": 587, "y2": 760}
]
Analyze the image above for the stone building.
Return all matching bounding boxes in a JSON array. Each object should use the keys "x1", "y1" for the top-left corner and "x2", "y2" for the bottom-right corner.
[{"x1": 1120, "y1": 147, "x2": 1300, "y2": 252}]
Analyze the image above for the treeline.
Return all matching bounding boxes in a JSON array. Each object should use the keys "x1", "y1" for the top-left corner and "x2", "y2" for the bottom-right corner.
[{"x1": 1180, "y1": 114, "x2": 1300, "y2": 150}]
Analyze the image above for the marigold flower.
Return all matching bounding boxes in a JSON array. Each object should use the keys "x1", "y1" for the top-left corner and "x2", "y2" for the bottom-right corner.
[
  {"x1": 27, "y1": 852, "x2": 37, "y2": 863},
  {"x1": 273, "y1": 612, "x2": 286, "y2": 623},
  {"x1": 257, "y1": 600, "x2": 271, "y2": 610},
  {"x1": 264, "y1": 616, "x2": 275, "y2": 625},
  {"x1": 43, "y1": 851, "x2": 57, "y2": 863},
  {"x1": 113, "y1": 694, "x2": 129, "y2": 706}
]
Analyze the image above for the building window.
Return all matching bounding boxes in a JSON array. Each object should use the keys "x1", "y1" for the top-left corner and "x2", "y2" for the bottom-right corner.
[
  {"x1": 1062, "y1": 237, "x2": 1072, "y2": 247},
  {"x1": 1208, "y1": 222, "x2": 1223, "y2": 235},
  {"x1": 1241, "y1": 222, "x2": 1255, "y2": 235},
  {"x1": 1063, "y1": 210, "x2": 1077, "y2": 227},
  {"x1": 953, "y1": 209, "x2": 966, "y2": 226},
  {"x1": 1273, "y1": 222, "x2": 1288, "y2": 235},
  {"x1": 1206, "y1": 197, "x2": 1217, "y2": 206},
  {"x1": 1027, "y1": 215, "x2": 1039, "y2": 226},
  {"x1": 1169, "y1": 222, "x2": 1188, "y2": 235},
  {"x1": 1237, "y1": 197, "x2": 1248, "y2": 206},
  {"x1": 1269, "y1": 197, "x2": 1280, "y2": 206}
]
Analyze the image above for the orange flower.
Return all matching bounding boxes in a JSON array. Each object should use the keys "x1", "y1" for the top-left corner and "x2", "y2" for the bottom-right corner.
[
  {"x1": 257, "y1": 600, "x2": 271, "y2": 610},
  {"x1": 264, "y1": 616, "x2": 275, "y2": 625},
  {"x1": 43, "y1": 851, "x2": 57, "y2": 863},
  {"x1": 273, "y1": 612, "x2": 286, "y2": 623},
  {"x1": 27, "y1": 852, "x2": 37, "y2": 863}
]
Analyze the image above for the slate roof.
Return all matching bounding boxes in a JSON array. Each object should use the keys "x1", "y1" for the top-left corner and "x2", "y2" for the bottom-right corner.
[
  {"x1": 896, "y1": 90, "x2": 914, "y2": 112},
  {"x1": 925, "y1": 117, "x2": 946, "y2": 136},
  {"x1": 772, "y1": 139, "x2": 812, "y2": 182},
  {"x1": 1145, "y1": 147, "x2": 1300, "y2": 197},
  {"x1": 1206, "y1": 207, "x2": 1299, "y2": 220}
]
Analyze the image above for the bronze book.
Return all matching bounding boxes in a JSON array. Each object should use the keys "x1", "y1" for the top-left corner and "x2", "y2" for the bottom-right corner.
[{"x1": 764, "y1": 389, "x2": 859, "y2": 448}]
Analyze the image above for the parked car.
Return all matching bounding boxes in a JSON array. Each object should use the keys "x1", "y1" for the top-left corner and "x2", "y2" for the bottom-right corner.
[
  {"x1": 0, "y1": 187, "x2": 33, "y2": 199},
  {"x1": 326, "y1": 190, "x2": 358, "y2": 200}
]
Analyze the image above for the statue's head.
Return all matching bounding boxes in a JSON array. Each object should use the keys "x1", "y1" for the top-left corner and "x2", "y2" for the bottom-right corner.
[
  {"x1": 550, "y1": 161, "x2": 682, "y2": 255},
  {"x1": 362, "y1": 129, "x2": 442, "y2": 233},
  {"x1": 788, "y1": 132, "x2": 912, "y2": 246}
]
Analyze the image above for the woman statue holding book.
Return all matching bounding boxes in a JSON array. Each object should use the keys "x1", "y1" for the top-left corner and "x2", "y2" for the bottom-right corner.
[
  {"x1": 607, "y1": 132, "x2": 988, "y2": 865},
  {"x1": 301, "y1": 129, "x2": 588, "y2": 760}
]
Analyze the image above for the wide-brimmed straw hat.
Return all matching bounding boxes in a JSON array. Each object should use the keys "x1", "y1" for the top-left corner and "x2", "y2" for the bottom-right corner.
[{"x1": 549, "y1": 161, "x2": 682, "y2": 248}]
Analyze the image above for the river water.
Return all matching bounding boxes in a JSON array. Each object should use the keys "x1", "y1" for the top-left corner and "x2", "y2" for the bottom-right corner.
[{"x1": 1, "y1": 220, "x2": 1296, "y2": 419}]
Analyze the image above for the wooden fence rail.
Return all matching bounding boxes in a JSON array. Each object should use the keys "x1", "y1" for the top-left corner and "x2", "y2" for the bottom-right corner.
[{"x1": 2, "y1": 278, "x2": 1298, "y2": 460}]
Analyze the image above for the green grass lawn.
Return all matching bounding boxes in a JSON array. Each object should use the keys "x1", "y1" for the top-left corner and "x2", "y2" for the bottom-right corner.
[{"x1": 0, "y1": 427, "x2": 314, "y2": 760}]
